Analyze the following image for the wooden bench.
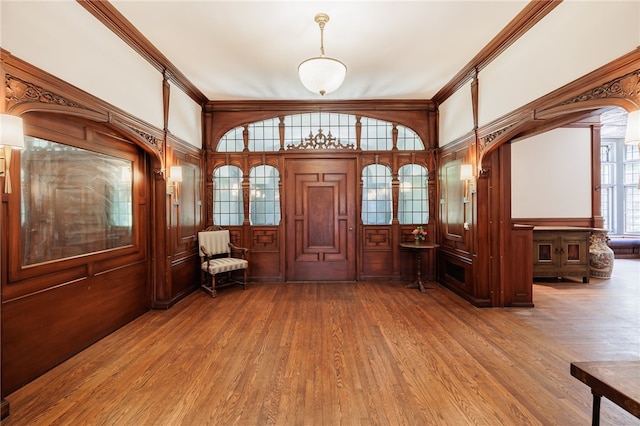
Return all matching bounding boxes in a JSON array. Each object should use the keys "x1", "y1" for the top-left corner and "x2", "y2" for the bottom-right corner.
[
  {"x1": 571, "y1": 361, "x2": 640, "y2": 425},
  {"x1": 608, "y1": 237, "x2": 640, "y2": 259}
]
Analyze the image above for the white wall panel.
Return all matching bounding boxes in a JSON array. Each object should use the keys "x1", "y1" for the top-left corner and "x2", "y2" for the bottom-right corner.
[
  {"x1": 478, "y1": 0, "x2": 640, "y2": 127},
  {"x1": 439, "y1": 80, "x2": 474, "y2": 147},
  {"x1": 1, "y1": 1, "x2": 163, "y2": 129},
  {"x1": 512, "y1": 127, "x2": 591, "y2": 218},
  {"x1": 168, "y1": 84, "x2": 202, "y2": 148}
]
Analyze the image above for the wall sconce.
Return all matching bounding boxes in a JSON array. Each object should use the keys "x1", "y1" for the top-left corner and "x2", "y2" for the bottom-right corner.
[
  {"x1": 460, "y1": 163, "x2": 474, "y2": 203},
  {"x1": 624, "y1": 110, "x2": 640, "y2": 188},
  {"x1": 0, "y1": 113, "x2": 25, "y2": 194},
  {"x1": 167, "y1": 165, "x2": 183, "y2": 204}
]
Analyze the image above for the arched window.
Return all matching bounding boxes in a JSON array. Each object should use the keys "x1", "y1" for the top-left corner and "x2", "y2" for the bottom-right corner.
[
  {"x1": 397, "y1": 126, "x2": 425, "y2": 150},
  {"x1": 216, "y1": 127, "x2": 244, "y2": 152},
  {"x1": 249, "y1": 118, "x2": 280, "y2": 152},
  {"x1": 249, "y1": 165, "x2": 281, "y2": 225},
  {"x1": 361, "y1": 164, "x2": 392, "y2": 225},
  {"x1": 284, "y1": 113, "x2": 357, "y2": 149},
  {"x1": 398, "y1": 164, "x2": 428, "y2": 224},
  {"x1": 360, "y1": 117, "x2": 392, "y2": 151},
  {"x1": 213, "y1": 165, "x2": 244, "y2": 226},
  {"x1": 215, "y1": 113, "x2": 424, "y2": 153}
]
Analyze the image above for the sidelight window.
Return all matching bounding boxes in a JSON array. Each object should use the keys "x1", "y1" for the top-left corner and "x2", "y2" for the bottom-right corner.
[
  {"x1": 249, "y1": 165, "x2": 281, "y2": 225},
  {"x1": 213, "y1": 165, "x2": 244, "y2": 226},
  {"x1": 361, "y1": 164, "x2": 392, "y2": 225},
  {"x1": 398, "y1": 164, "x2": 428, "y2": 224}
]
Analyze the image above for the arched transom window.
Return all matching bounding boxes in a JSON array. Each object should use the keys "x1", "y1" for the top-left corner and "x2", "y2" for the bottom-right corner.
[{"x1": 216, "y1": 113, "x2": 424, "y2": 152}]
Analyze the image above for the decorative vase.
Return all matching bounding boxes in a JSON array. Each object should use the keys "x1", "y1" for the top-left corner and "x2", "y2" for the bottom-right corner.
[{"x1": 589, "y1": 228, "x2": 614, "y2": 279}]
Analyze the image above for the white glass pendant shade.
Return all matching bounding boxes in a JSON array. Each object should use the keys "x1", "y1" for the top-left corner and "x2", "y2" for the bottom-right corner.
[
  {"x1": 298, "y1": 13, "x2": 346, "y2": 96},
  {"x1": 298, "y1": 56, "x2": 347, "y2": 96}
]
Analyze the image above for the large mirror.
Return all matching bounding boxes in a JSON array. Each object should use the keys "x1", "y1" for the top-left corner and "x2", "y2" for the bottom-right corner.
[{"x1": 20, "y1": 136, "x2": 134, "y2": 265}]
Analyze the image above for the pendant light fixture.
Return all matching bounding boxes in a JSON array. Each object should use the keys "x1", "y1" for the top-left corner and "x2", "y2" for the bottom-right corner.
[{"x1": 298, "y1": 13, "x2": 347, "y2": 96}]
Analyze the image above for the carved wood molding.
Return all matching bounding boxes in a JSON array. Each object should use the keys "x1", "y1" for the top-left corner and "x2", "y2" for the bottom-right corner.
[
  {"x1": 562, "y1": 69, "x2": 640, "y2": 105},
  {"x1": 478, "y1": 124, "x2": 517, "y2": 154},
  {"x1": 2, "y1": 51, "x2": 166, "y2": 171},
  {"x1": 6, "y1": 74, "x2": 89, "y2": 111},
  {"x1": 5, "y1": 76, "x2": 161, "y2": 163},
  {"x1": 287, "y1": 128, "x2": 355, "y2": 150},
  {"x1": 475, "y1": 51, "x2": 640, "y2": 174},
  {"x1": 131, "y1": 128, "x2": 164, "y2": 155},
  {"x1": 536, "y1": 69, "x2": 640, "y2": 119}
]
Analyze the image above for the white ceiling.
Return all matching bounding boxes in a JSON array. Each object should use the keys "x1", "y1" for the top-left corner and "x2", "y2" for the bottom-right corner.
[{"x1": 110, "y1": 0, "x2": 529, "y2": 101}]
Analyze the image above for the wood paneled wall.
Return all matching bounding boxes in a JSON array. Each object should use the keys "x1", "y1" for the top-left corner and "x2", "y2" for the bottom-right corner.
[
  {"x1": 435, "y1": 49, "x2": 640, "y2": 308},
  {"x1": 1, "y1": 51, "x2": 204, "y2": 397},
  {"x1": 1, "y1": 113, "x2": 151, "y2": 395},
  {"x1": 203, "y1": 101, "x2": 438, "y2": 283}
]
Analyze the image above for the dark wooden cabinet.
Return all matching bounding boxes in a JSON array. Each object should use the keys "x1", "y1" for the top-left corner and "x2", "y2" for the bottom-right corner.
[{"x1": 533, "y1": 226, "x2": 591, "y2": 283}]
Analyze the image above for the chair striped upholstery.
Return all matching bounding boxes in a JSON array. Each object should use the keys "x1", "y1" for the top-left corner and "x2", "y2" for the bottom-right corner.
[
  {"x1": 198, "y1": 229, "x2": 248, "y2": 298},
  {"x1": 198, "y1": 230, "x2": 231, "y2": 257},
  {"x1": 201, "y1": 257, "x2": 248, "y2": 275}
]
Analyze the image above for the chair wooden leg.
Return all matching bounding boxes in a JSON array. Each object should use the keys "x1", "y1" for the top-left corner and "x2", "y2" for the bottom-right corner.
[
  {"x1": 200, "y1": 271, "x2": 217, "y2": 298},
  {"x1": 211, "y1": 275, "x2": 217, "y2": 297}
]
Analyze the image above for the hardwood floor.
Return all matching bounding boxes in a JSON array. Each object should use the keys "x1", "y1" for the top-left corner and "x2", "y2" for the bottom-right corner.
[{"x1": 3, "y1": 259, "x2": 639, "y2": 425}]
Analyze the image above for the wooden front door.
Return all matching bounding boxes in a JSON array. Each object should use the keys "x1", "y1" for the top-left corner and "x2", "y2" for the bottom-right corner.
[{"x1": 285, "y1": 158, "x2": 357, "y2": 281}]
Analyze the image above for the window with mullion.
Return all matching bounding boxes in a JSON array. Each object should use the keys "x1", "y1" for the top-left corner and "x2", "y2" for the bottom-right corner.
[
  {"x1": 213, "y1": 165, "x2": 244, "y2": 226},
  {"x1": 361, "y1": 164, "x2": 392, "y2": 225},
  {"x1": 398, "y1": 164, "x2": 428, "y2": 224},
  {"x1": 623, "y1": 144, "x2": 640, "y2": 233},
  {"x1": 249, "y1": 165, "x2": 281, "y2": 225}
]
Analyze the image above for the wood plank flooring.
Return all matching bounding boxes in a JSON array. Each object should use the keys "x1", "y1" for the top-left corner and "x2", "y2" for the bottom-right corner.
[{"x1": 3, "y1": 259, "x2": 639, "y2": 425}]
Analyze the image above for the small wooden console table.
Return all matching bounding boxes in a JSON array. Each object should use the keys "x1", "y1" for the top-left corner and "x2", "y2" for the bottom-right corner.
[
  {"x1": 399, "y1": 242, "x2": 439, "y2": 293},
  {"x1": 570, "y1": 360, "x2": 640, "y2": 425}
]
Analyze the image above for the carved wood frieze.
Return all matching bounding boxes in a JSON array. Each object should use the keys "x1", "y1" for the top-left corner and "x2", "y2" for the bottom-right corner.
[
  {"x1": 130, "y1": 127, "x2": 164, "y2": 155},
  {"x1": 478, "y1": 125, "x2": 516, "y2": 155},
  {"x1": 287, "y1": 128, "x2": 355, "y2": 150},
  {"x1": 475, "y1": 67, "x2": 640, "y2": 175},
  {"x1": 558, "y1": 70, "x2": 640, "y2": 107},
  {"x1": 5, "y1": 75, "x2": 165, "y2": 165},
  {"x1": 5, "y1": 74, "x2": 88, "y2": 110}
]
